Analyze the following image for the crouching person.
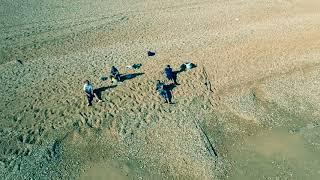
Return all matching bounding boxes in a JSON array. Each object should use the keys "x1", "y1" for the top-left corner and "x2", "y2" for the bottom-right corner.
[{"x1": 110, "y1": 66, "x2": 121, "y2": 83}]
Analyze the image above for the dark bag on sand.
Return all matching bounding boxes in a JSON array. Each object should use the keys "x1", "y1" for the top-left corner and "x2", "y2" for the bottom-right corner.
[
  {"x1": 148, "y1": 51, "x2": 156, "y2": 56},
  {"x1": 180, "y1": 64, "x2": 187, "y2": 71}
]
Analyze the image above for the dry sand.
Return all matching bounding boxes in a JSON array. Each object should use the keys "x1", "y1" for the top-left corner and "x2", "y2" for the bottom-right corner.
[{"x1": 1, "y1": 0, "x2": 320, "y2": 179}]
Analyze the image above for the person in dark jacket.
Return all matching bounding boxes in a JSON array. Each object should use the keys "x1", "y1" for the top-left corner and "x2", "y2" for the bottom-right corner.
[
  {"x1": 110, "y1": 66, "x2": 121, "y2": 82},
  {"x1": 156, "y1": 80, "x2": 173, "y2": 104},
  {"x1": 164, "y1": 65, "x2": 179, "y2": 85}
]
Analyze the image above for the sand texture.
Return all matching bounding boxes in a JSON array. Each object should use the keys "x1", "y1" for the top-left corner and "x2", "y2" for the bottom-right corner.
[{"x1": 1, "y1": 0, "x2": 320, "y2": 179}]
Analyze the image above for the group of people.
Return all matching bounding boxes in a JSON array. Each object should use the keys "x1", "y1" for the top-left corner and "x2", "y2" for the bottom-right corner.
[{"x1": 83, "y1": 65, "x2": 180, "y2": 106}]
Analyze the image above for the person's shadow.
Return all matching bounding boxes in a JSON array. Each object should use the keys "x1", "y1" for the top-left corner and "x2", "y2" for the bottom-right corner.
[
  {"x1": 164, "y1": 83, "x2": 176, "y2": 91},
  {"x1": 93, "y1": 85, "x2": 117, "y2": 99},
  {"x1": 120, "y1": 72, "x2": 144, "y2": 82},
  {"x1": 163, "y1": 83, "x2": 176, "y2": 104}
]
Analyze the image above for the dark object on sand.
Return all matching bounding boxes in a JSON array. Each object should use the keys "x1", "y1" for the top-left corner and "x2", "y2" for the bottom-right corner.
[
  {"x1": 100, "y1": 76, "x2": 108, "y2": 81},
  {"x1": 132, "y1": 63, "x2": 142, "y2": 69},
  {"x1": 126, "y1": 63, "x2": 142, "y2": 69},
  {"x1": 147, "y1": 51, "x2": 156, "y2": 57},
  {"x1": 16, "y1": 59, "x2": 23, "y2": 65},
  {"x1": 180, "y1": 64, "x2": 187, "y2": 71},
  {"x1": 156, "y1": 80, "x2": 173, "y2": 104}
]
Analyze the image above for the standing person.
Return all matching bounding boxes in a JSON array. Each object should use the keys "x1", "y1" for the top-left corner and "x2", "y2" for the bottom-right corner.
[
  {"x1": 110, "y1": 66, "x2": 121, "y2": 83},
  {"x1": 83, "y1": 80, "x2": 102, "y2": 106},
  {"x1": 164, "y1": 65, "x2": 179, "y2": 85},
  {"x1": 156, "y1": 80, "x2": 173, "y2": 104}
]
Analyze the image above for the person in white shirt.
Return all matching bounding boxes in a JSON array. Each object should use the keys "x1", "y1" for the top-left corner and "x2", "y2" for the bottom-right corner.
[{"x1": 83, "y1": 80, "x2": 102, "y2": 106}]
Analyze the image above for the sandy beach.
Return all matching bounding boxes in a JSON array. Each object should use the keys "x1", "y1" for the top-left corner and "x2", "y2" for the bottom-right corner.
[{"x1": 1, "y1": 0, "x2": 320, "y2": 179}]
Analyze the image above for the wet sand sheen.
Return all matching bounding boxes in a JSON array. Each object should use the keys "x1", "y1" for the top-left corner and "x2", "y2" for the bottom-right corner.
[
  {"x1": 80, "y1": 163, "x2": 130, "y2": 180},
  {"x1": 229, "y1": 128, "x2": 320, "y2": 180}
]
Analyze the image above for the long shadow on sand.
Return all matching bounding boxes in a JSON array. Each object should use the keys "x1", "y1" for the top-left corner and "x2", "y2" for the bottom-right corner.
[
  {"x1": 120, "y1": 72, "x2": 144, "y2": 82},
  {"x1": 94, "y1": 85, "x2": 117, "y2": 99},
  {"x1": 163, "y1": 83, "x2": 176, "y2": 91}
]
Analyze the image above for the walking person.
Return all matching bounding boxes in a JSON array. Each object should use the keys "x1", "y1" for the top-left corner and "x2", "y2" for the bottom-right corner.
[
  {"x1": 156, "y1": 80, "x2": 173, "y2": 104},
  {"x1": 83, "y1": 80, "x2": 103, "y2": 106},
  {"x1": 164, "y1": 65, "x2": 179, "y2": 85}
]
